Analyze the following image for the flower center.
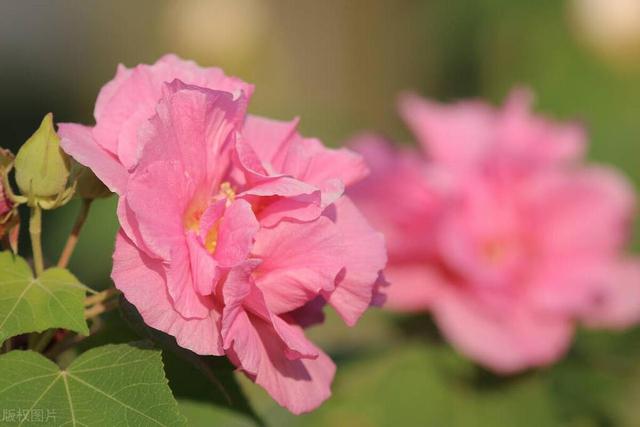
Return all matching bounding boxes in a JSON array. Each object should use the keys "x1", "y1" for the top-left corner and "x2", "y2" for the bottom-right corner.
[
  {"x1": 483, "y1": 241, "x2": 506, "y2": 264},
  {"x1": 219, "y1": 181, "x2": 236, "y2": 204},
  {"x1": 183, "y1": 203, "x2": 202, "y2": 232},
  {"x1": 204, "y1": 221, "x2": 220, "y2": 253},
  {"x1": 183, "y1": 181, "x2": 237, "y2": 254}
]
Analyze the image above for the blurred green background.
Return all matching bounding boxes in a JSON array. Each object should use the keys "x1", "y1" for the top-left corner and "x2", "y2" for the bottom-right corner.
[{"x1": 2, "y1": 0, "x2": 640, "y2": 425}]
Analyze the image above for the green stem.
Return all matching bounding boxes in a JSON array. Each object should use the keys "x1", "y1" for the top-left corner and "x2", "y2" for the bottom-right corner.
[
  {"x1": 84, "y1": 297, "x2": 120, "y2": 320},
  {"x1": 32, "y1": 329, "x2": 56, "y2": 353},
  {"x1": 84, "y1": 287, "x2": 120, "y2": 307},
  {"x1": 27, "y1": 332, "x2": 39, "y2": 349},
  {"x1": 29, "y1": 205, "x2": 44, "y2": 276}
]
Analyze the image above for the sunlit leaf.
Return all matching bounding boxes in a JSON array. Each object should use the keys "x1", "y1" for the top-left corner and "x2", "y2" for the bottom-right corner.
[
  {"x1": 0, "y1": 251, "x2": 89, "y2": 343},
  {"x1": 0, "y1": 343, "x2": 185, "y2": 426}
]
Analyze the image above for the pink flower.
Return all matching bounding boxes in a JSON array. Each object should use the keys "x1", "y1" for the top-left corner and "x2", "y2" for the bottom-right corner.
[
  {"x1": 349, "y1": 89, "x2": 640, "y2": 373},
  {"x1": 59, "y1": 56, "x2": 386, "y2": 414},
  {"x1": 0, "y1": 184, "x2": 10, "y2": 217},
  {"x1": 56, "y1": 54, "x2": 253, "y2": 194}
]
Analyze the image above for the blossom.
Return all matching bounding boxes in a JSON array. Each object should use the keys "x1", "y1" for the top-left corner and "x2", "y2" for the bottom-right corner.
[
  {"x1": 0, "y1": 147, "x2": 14, "y2": 217},
  {"x1": 0, "y1": 182, "x2": 10, "y2": 218},
  {"x1": 348, "y1": 89, "x2": 640, "y2": 373},
  {"x1": 59, "y1": 56, "x2": 386, "y2": 414},
  {"x1": 0, "y1": 148, "x2": 18, "y2": 242}
]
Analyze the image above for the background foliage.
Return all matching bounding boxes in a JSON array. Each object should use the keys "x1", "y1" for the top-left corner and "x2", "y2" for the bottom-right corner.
[{"x1": 1, "y1": 1, "x2": 639, "y2": 425}]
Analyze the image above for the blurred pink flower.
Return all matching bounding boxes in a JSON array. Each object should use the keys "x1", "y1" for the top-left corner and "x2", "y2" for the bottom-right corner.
[
  {"x1": 59, "y1": 57, "x2": 386, "y2": 414},
  {"x1": 349, "y1": 89, "x2": 640, "y2": 373}
]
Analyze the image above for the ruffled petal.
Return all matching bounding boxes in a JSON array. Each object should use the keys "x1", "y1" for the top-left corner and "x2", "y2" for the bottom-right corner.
[
  {"x1": 322, "y1": 197, "x2": 387, "y2": 326},
  {"x1": 253, "y1": 216, "x2": 344, "y2": 314},
  {"x1": 213, "y1": 199, "x2": 260, "y2": 268},
  {"x1": 58, "y1": 123, "x2": 128, "y2": 194},
  {"x1": 112, "y1": 231, "x2": 223, "y2": 355}
]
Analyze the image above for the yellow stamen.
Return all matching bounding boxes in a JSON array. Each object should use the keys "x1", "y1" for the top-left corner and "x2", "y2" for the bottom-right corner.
[
  {"x1": 220, "y1": 181, "x2": 236, "y2": 202},
  {"x1": 204, "y1": 220, "x2": 220, "y2": 253},
  {"x1": 184, "y1": 183, "x2": 237, "y2": 254}
]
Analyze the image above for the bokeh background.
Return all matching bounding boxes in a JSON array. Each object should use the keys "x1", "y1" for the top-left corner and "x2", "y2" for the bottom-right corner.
[{"x1": 2, "y1": 0, "x2": 640, "y2": 425}]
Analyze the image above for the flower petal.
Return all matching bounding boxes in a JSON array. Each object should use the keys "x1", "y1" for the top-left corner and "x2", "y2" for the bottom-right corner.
[
  {"x1": 214, "y1": 199, "x2": 260, "y2": 268},
  {"x1": 433, "y1": 287, "x2": 573, "y2": 373},
  {"x1": 253, "y1": 216, "x2": 344, "y2": 314},
  {"x1": 382, "y1": 265, "x2": 441, "y2": 312},
  {"x1": 398, "y1": 92, "x2": 495, "y2": 170},
  {"x1": 58, "y1": 123, "x2": 128, "y2": 194},
  {"x1": 322, "y1": 197, "x2": 387, "y2": 326},
  {"x1": 112, "y1": 231, "x2": 223, "y2": 355},
  {"x1": 580, "y1": 258, "x2": 640, "y2": 329},
  {"x1": 226, "y1": 311, "x2": 335, "y2": 415}
]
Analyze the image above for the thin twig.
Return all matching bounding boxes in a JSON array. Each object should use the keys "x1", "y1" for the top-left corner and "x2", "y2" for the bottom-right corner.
[
  {"x1": 46, "y1": 318, "x2": 103, "y2": 360},
  {"x1": 84, "y1": 288, "x2": 120, "y2": 307},
  {"x1": 84, "y1": 298, "x2": 119, "y2": 320},
  {"x1": 58, "y1": 199, "x2": 92, "y2": 268}
]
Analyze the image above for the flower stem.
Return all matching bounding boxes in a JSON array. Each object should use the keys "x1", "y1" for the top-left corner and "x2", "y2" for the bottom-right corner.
[
  {"x1": 46, "y1": 317, "x2": 103, "y2": 360},
  {"x1": 84, "y1": 287, "x2": 120, "y2": 307},
  {"x1": 58, "y1": 199, "x2": 92, "y2": 268},
  {"x1": 84, "y1": 297, "x2": 120, "y2": 320},
  {"x1": 32, "y1": 329, "x2": 56, "y2": 353},
  {"x1": 29, "y1": 205, "x2": 44, "y2": 276}
]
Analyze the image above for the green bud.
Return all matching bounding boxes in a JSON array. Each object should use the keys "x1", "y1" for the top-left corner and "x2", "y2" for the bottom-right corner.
[
  {"x1": 14, "y1": 113, "x2": 74, "y2": 208},
  {"x1": 71, "y1": 161, "x2": 112, "y2": 200}
]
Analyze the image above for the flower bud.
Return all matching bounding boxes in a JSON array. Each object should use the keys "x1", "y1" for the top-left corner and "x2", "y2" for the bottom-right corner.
[
  {"x1": 71, "y1": 161, "x2": 112, "y2": 200},
  {"x1": 14, "y1": 113, "x2": 74, "y2": 208}
]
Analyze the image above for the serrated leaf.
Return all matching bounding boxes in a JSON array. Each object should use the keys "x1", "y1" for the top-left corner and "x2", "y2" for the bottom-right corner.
[
  {"x1": 0, "y1": 251, "x2": 89, "y2": 343},
  {"x1": 119, "y1": 296, "x2": 263, "y2": 426},
  {"x1": 0, "y1": 343, "x2": 186, "y2": 426}
]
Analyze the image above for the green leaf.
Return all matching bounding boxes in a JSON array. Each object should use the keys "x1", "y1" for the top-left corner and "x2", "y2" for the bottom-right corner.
[
  {"x1": 178, "y1": 399, "x2": 257, "y2": 427},
  {"x1": 119, "y1": 296, "x2": 263, "y2": 426},
  {"x1": 0, "y1": 251, "x2": 89, "y2": 343},
  {"x1": 0, "y1": 343, "x2": 186, "y2": 426}
]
